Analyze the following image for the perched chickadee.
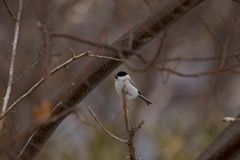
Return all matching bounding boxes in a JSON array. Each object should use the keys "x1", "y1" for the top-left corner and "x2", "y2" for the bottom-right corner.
[{"x1": 114, "y1": 71, "x2": 152, "y2": 106}]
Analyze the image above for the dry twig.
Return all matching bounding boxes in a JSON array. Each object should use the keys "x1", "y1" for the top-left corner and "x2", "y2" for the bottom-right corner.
[
  {"x1": 0, "y1": 50, "x2": 89, "y2": 120},
  {"x1": 0, "y1": 50, "x2": 124, "y2": 120},
  {"x1": 0, "y1": 103, "x2": 78, "y2": 155},
  {"x1": 122, "y1": 86, "x2": 145, "y2": 160},
  {"x1": 3, "y1": 0, "x2": 16, "y2": 19},
  {"x1": 1, "y1": 0, "x2": 23, "y2": 130},
  {"x1": 122, "y1": 86, "x2": 131, "y2": 132},
  {"x1": 87, "y1": 106, "x2": 128, "y2": 143}
]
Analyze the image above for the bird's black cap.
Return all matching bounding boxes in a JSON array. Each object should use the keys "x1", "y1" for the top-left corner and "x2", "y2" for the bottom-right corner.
[{"x1": 115, "y1": 71, "x2": 128, "y2": 78}]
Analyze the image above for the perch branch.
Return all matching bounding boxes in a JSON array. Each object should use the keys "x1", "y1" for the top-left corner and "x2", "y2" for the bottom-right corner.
[
  {"x1": 122, "y1": 86, "x2": 131, "y2": 132},
  {"x1": 122, "y1": 86, "x2": 145, "y2": 160}
]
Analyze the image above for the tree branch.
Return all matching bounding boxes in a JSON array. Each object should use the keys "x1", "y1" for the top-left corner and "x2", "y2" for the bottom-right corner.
[
  {"x1": 0, "y1": 51, "x2": 91, "y2": 120},
  {"x1": 87, "y1": 106, "x2": 128, "y2": 143},
  {"x1": 197, "y1": 113, "x2": 240, "y2": 160},
  {"x1": 122, "y1": 87, "x2": 145, "y2": 160},
  {"x1": 122, "y1": 86, "x2": 131, "y2": 132},
  {"x1": 1, "y1": 0, "x2": 22, "y2": 130}
]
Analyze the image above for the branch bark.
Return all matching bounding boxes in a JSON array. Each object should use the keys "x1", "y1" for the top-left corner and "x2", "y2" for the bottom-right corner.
[
  {"x1": 11, "y1": 0, "x2": 205, "y2": 159},
  {"x1": 197, "y1": 114, "x2": 240, "y2": 160}
]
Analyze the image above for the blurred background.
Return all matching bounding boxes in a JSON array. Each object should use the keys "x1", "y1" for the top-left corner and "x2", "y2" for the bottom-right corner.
[{"x1": 0, "y1": 0, "x2": 240, "y2": 159}]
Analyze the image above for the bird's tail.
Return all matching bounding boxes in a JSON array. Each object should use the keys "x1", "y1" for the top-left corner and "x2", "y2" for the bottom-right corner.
[{"x1": 138, "y1": 94, "x2": 152, "y2": 106}]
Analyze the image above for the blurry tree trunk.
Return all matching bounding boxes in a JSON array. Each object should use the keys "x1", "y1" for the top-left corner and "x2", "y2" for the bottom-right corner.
[
  {"x1": 197, "y1": 120, "x2": 240, "y2": 160},
  {"x1": 10, "y1": 0, "x2": 205, "y2": 159}
]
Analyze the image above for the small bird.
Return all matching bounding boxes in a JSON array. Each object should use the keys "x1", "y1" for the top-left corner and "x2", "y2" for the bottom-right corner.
[{"x1": 114, "y1": 71, "x2": 152, "y2": 106}]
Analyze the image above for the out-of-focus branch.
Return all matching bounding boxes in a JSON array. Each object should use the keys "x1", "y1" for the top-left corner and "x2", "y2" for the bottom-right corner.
[
  {"x1": 11, "y1": 1, "x2": 206, "y2": 159},
  {"x1": 0, "y1": 50, "x2": 91, "y2": 120},
  {"x1": 0, "y1": 103, "x2": 78, "y2": 155},
  {"x1": 154, "y1": 63, "x2": 240, "y2": 77},
  {"x1": 1, "y1": 0, "x2": 22, "y2": 130},
  {"x1": 197, "y1": 10, "x2": 237, "y2": 68},
  {"x1": 42, "y1": 28, "x2": 51, "y2": 100},
  {"x1": 222, "y1": 117, "x2": 240, "y2": 123},
  {"x1": 3, "y1": 0, "x2": 16, "y2": 19},
  {"x1": 156, "y1": 52, "x2": 240, "y2": 63},
  {"x1": 12, "y1": 52, "x2": 43, "y2": 84},
  {"x1": 197, "y1": 113, "x2": 240, "y2": 160}
]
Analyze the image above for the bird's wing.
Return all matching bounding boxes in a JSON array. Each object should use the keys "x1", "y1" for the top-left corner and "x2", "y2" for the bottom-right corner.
[{"x1": 128, "y1": 78, "x2": 142, "y2": 95}]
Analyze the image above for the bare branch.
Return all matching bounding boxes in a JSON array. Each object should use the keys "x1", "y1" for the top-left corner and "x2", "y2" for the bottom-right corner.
[
  {"x1": 86, "y1": 106, "x2": 128, "y2": 143},
  {"x1": 1, "y1": 0, "x2": 23, "y2": 130},
  {"x1": 132, "y1": 120, "x2": 145, "y2": 133},
  {"x1": 197, "y1": 11, "x2": 222, "y2": 45},
  {"x1": 154, "y1": 63, "x2": 240, "y2": 77},
  {"x1": 121, "y1": 86, "x2": 145, "y2": 160},
  {"x1": 122, "y1": 86, "x2": 131, "y2": 132},
  {"x1": 3, "y1": 0, "x2": 16, "y2": 19},
  {"x1": 0, "y1": 103, "x2": 78, "y2": 155},
  {"x1": 12, "y1": 52, "x2": 43, "y2": 85},
  {"x1": 86, "y1": 53, "x2": 123, "y2": 62},
  {"x1": 0, "y1": 51, "x2": 90, "y2": 120},
  {"x1": 156, "y1": 52, "x2": 240, "y2": 63}
]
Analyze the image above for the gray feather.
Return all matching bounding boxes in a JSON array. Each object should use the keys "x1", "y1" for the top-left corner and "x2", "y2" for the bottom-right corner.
[
  {"x1": 138, "y1": 94, "x2": 152, "y2": 106},
  {"x1": 128, "y1": 78, "x2": 142, "y2": 95}
]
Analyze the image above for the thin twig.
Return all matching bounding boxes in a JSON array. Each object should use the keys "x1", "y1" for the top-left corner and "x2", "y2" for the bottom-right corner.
[
  {"x1": 43, "y1": 29, "x2": 51, "y2": 100},
  {"x1": 17, "y1": 101, "x2": 62, "y2": 158},
  {"x1": 115, "y1": 0, "x2": 133, "y2": 50},
  {"x1": 197, "y1": 11, "x2": 222, "y2": 45},
  {"x1": 1, "y1": 0, "x2": 23, "y2": 130},
  {"x1": 75, "y1": 111, "x2": 97, "y2": 127},
  {"x1": 87, "y1": 53, "x2": 123, "y2": 62},
  {"x1": 154, "y1": 63, "x2": 240, "y2": 78},
  {"x1": 0, "y1": 103, "x2": 79, "y2": 155},
  {"x1": 156, "y1": 52, "x2": 240, "y2": 63},
  {"x1": 3, "y1": 0, "x2": 16, "y2": 19},
  {"x1": 132, "y1": 120, "x2": 145, "y2": 133},
  {"x1": 12, "y1": 52, "x2": 43, "y2": 84},
  {"x1": 0, "y1": 50, "x2": 124, "y2": 120},
  {"x1": 0, "y1": 51, "x2": 90, "y2": 120},
  {"x1": 86, "y1": 106, "x2": 128, "y2": 143}
]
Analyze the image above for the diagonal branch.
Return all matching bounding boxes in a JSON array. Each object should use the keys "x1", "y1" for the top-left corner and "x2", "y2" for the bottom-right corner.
[
  {"x1": 197, "y1": 113, "x2": 240, "y2": 160},
  {"x1": 3, "y1": 0, "x2": 16, "y2": 19},
  {"x1": 87, "y1": 106, "x2": 128, "y2": 143},
  {"x1": 0, "y1": 51, "x2": 91, "y2": 120}
]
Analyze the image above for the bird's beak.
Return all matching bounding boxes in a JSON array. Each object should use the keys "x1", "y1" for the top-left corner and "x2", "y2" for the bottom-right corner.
[{"x1": 114, "y1": 75, "x2": 117, "y2": 79}]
